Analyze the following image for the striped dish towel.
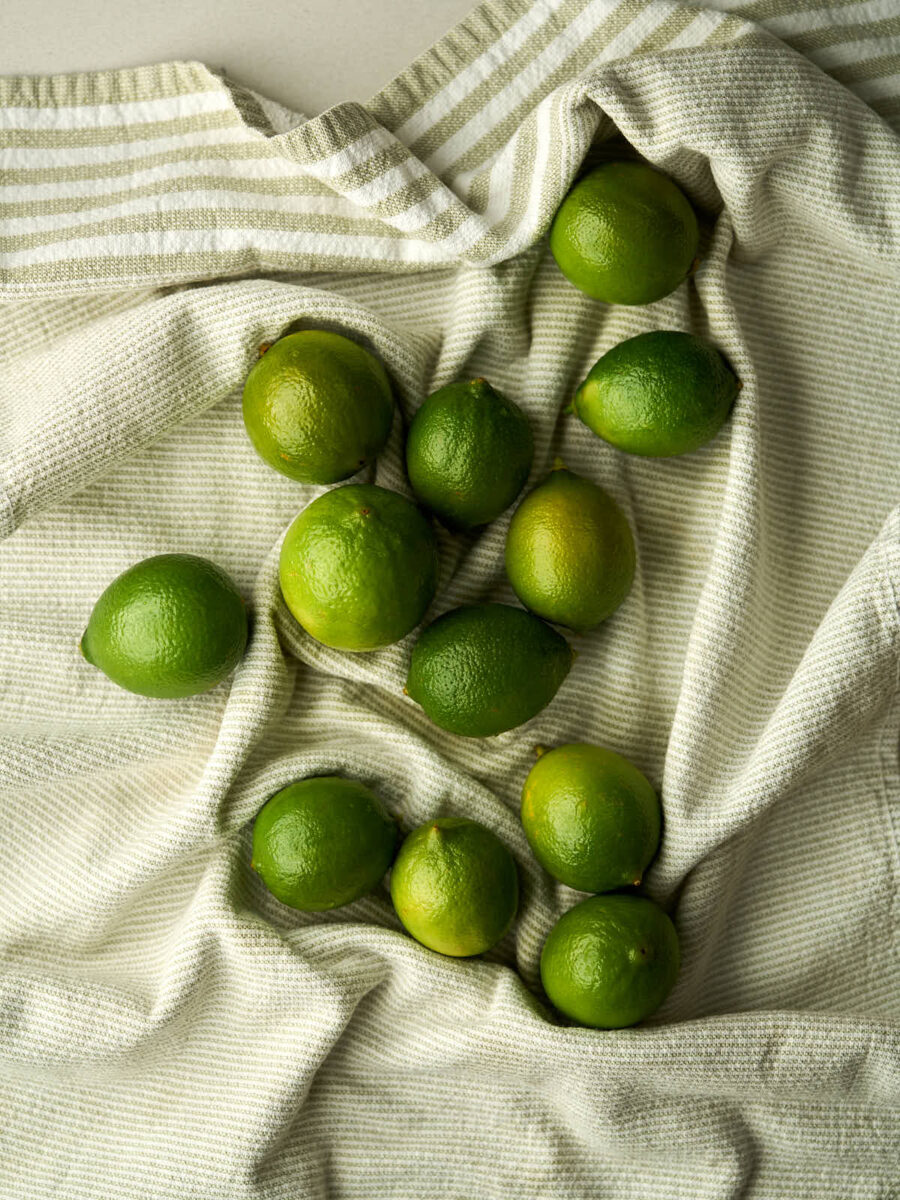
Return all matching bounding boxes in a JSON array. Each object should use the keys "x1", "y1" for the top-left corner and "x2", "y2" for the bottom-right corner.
[{"x1": 0, "y1": 1, "x2": 898, "y2": 1197}]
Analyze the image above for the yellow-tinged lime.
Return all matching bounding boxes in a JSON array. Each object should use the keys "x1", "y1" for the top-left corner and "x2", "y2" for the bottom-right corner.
[
  {"x1": 505, "y1": 468, "x2": 634, "y2": 632},
  {"x1": 390, "y1": 817, "x2": 519, "y2": 956},
  {"x1": 242, "y1": 330, "x2": 394, "y2": 483}
]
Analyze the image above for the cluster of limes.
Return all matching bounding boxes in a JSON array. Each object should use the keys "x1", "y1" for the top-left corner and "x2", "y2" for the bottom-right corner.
[
  {"x1": 78, "y1": 159, "x2": 740, "y2": 1028},
  {"x1": 252, "y1": 739, "x2": 677, "y2": 1029}
]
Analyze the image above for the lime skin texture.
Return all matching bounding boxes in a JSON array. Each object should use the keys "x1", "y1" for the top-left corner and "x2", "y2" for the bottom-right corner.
[
  {"x1": 390, "y1": 817, "x2": 519, "y2": 956},
  {"x1": 540, "y1": 893, "x2": 680, "y2": 1028},
  {"x1": 574, "y1": 330, "x2": 740, "y2": 457},
  {"x1": 521, "y1": 744, "x2": 661, "y2": 893},
  {"x1": 279, "y1": 483, "x2": 439, "y2": 652},
  {"x1": 80, "y1": 553, "x2": 248, "y2": 698},
  {"x1": 406, "y1": 602, "x2": 573, "y2": 737},
  {"x1": 252, "y1": 777, "x2": 399, "y2": 911},
  {"x1": 242, "y1": 330, "x2": 394, "y2": 484},
  {"x1": 505, "y1": 468, "x2": 635, "y2": 632},
  {"x1": 405, "y1": 378, "x2": 534, "y2": 530},
  {"x1": 549, "y1": 161, "x2": 699, "y2": 306}
]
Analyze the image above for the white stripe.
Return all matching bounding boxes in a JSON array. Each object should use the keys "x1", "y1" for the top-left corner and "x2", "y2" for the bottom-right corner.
[
  {"x1": 764, "y1": 0, "x2": 898, "y2": 37},
  {"x1": 1, "y1": 124, "x2": 259, "y2": 168},
  {"x1": 1, "y1": 190, "x2": 368, "y2": 234},
  {"x1": 477, "y1": 121, "x2": 525, "y2": 225},
  {"x1": 0, "y1": 156, "x2": 299, "y2": 199},
  {"x1": 386, "y1": 186, "x2": 467, "y2": 236},
  {"x1": 0, "y1": 86, "x2": 234, "y2": 130},
  {"x1": 2, "y1": 183, "x2": 464, "y2": 240}
]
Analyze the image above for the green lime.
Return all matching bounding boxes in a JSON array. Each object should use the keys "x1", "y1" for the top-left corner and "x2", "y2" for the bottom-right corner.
[
  {"x1": 242, "y1": 330, "x2": 394, "y2": 483},
  {"x1": 390, "y1": 817, "x2": 519, "y2": 956},
  {"x1": 405, "y1": 378, "x2": 533, "y2": 530},
  {"x1": 279, "y1": 484, "x2": 439, "y2": 652},
  {"x1": 521, "y1": 744, "x2": 661, "y2": 892},
  {"x1": 549, "y1": 162, "x2": 699, "y2": 305},
  {"x1": 252, "y1": 776, "x2": 398, "y2": 911},
  {"x1": 505, "y1": 468, "x2": 634, "y2": 632},
  {"x1": 406, "y1": 603, "x2": 573, "y2": 737},
  {"x1": 573, "y1": 330, "x2": 740, "y2": 457},
  {"x1": 80, "y1": 553, "x2": 247, "y2": 698},
  {"x1": 540, "y1": 894, "x2": 679, "y2": 1028}
]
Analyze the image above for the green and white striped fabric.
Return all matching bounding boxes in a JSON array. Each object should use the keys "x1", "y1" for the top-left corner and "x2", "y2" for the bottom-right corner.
[{"x1": 1, "y1": 1, "x2": 898, "y2": 1196}]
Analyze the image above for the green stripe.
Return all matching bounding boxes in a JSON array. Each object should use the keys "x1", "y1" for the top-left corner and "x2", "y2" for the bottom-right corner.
[
  {"x1": 791, "y1": 15, "x2": 900, "y2": 54},
  {"x1": 277, "y1": 102, "x2": 379, "y2": 162},
  {"x1": 829, "y1": 53, "x2": 900, "y2": 84},
  {"x1": 410, "y1": 201, "x2": 473, "y2": 245},
  {"x1": 0, "y1": 248, "x2": 447, "y2": 285},
  {"x1": 365, "y1": 172, "x2": 444, "y2": 221},
  {"x1": 869, "y1": 95, "x2": 900, "y2": 130},
  {"x1": 0, "y1": 109, "x2": 244, "y2": 149},
  {"x1": 0, "y1": 208, "x2": 402, "y2": 254},
  {"x1": 0, "y1": 175, "x2": 341, "y2": 220},
  {"x1": 223, "y1": 78, "x2": 280, "y2": 136},
  {"x1": 0, "y1": 60, "x2": 222, "y2": 107},
  {"x1": 534, "y1": 91, "x2": 569, "y2": 238}
]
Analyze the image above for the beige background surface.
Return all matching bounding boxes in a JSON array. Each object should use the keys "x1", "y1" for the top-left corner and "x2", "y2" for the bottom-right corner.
[{"x1": 0, "y1": 0, "x2": 477, "y2": 113}]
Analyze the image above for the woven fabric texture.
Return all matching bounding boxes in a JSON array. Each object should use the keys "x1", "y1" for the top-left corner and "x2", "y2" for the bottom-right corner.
[{"x1": 0, "y1": 1, "x2": 898, "y2": 1196}]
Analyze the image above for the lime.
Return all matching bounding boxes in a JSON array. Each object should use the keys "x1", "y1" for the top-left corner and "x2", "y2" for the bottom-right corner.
[
  {"x1": 521, "y1": 744, "x2": 661, "y2": 892},
  {"x1": 573, "y1": 330, "x2": 740, "y2": 457},
  {"x1": 80, "y1": 553, "x2": 247, "y2": 698},
  {"x1": 540, "y1": 894, "x2": 679, "y2": 1028},
  {"x1": 390, "y1": 817, "x2": 519, "y2": 956},
  {"x1": 505, "y1": 468, "x2": 634, "y2": 632},
  {"x1": 252, "y1": 776, "x2": 398, "y2": 911},
  {"x1": 405, "y1": 378, "x2": 533, "y2": 530},
  {"x1": 279, "y1": 484, "x2": 438, "y2": 651},
  {"x1": 549, "y1": 162, "x2": 699, "y2": 305},
  {"x1": 242, "y1": 330, "x2": 394, "y2": 483},
  {"x1": 406, "y1": 603, "x2": 573, "y2": 737}
]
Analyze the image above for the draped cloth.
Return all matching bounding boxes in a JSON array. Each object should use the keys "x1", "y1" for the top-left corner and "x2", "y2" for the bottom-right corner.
[{"x1": 1, "y1": 1, "x2": 898, "y2": 1195}]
